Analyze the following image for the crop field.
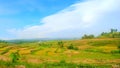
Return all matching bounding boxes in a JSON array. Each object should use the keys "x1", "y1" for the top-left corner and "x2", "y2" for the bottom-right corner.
[{"x1": 0, "y1": 38, "x2": 120, "y2": 68}]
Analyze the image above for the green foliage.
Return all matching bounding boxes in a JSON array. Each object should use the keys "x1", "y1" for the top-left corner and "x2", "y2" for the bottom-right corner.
[
  {"x1": 0, "y1": 40, "x2": 7, "y2": 43},
  {"x1": 0, "y1": 60, "x2": 111, "y2": 68},
  {"x1": 67, "y1": 44, "x2": 78, "y2": 50},
  {"x1": 82, "y1": 29, "x2": 120, "y2": 39},
  {"x1": 54, "y1": 41, "x2": 64, "y2": 53},
  {"x1": 39, "y1": 43, "x2": 52, "y2": 48},
  {"x1": 0, "y1": 60, "x2": 14, "y2": 68},
  {"x1": 67, "y1": 44, "x2": 74, "y2": 49},
  {"x1": 59, "y1": 60, "x2": 66, "y2": 64},
  {"x1": 58, "y1": 41, "x2": 64, "y2": 48},
  {"x1": 82, "y1": 34, "x2": 95, "y2": 39},
  {"x1": 99, "y1": 29, "x2": 120, "y2": 38},
  {"x1": 10, "y1": 50, "x2": 20, "y2": 63},
  {"x1": 110, "y1": 29, "x2": 117, "y2": 33},
  {"x1": 111, "y1": 50, "x2": 120, "y2": 54},
  {"x1": 118, "y1": 44, "x2": 120, "y2": 50}
]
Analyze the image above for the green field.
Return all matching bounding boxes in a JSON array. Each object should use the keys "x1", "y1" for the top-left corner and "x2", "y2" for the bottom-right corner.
[{"x1": 0, "y1": 38, "x2": 120, "y2": 68}]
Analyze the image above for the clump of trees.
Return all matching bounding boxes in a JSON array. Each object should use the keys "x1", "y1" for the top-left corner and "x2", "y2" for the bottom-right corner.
[
  {"x1": 0, "y1": 40, "x2": 7, "y2": 43},
  {"x1": 82, "y1": 34, "x2": 95, "y2": 39},
  {"x1": 99, "y1": 29, "x2": 120, "y2": 38},
  {"x1": 81, "y1": 29, "x2": 120, "y2": 39}
]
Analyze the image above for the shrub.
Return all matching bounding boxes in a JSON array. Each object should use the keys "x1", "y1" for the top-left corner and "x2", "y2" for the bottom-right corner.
[
  {"x1": 59, "y1": 60, "x2": 66, "y2": 64},
  {"x1": 67, "y1": 44, "x2": 78, "y2": 50},
  {"x1": 111, "y1": 50, "x2": 120, "y2": 54},
  {"x1": 10, "y1": 50, "x2": 20, "y2": 63},
  {"x1": 118, "y1": 44, "x2": 120, "y2": 50},
  {"x1": 67, "y1": 44, "x2": 74, "y2": 49}
]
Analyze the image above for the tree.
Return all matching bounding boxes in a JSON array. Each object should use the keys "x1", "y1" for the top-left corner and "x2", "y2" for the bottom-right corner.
[
  {"x1": 101, "y1": 32, "x2": 105, "y2": 35},
  {"x1": 99, "y1": 29, "x2": 119, "y2": 38},
  {"x1": 111, "y1": 29, "x2": 117, "y2": 33}
]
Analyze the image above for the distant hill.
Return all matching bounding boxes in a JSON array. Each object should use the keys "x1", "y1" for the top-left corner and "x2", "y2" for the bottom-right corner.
[{"x1": 5, "y1": 38, "x2": 79, "y2": 44}]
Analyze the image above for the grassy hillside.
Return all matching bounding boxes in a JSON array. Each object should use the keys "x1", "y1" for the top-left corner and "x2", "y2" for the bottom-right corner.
[{"x1": 0, "y1": 38, "x2": 120, "y2": 68}]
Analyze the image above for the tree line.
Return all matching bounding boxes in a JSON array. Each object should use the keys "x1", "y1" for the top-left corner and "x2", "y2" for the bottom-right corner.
[{"x1": 82, "y1": 29, "x2": 120, "y2": 39}]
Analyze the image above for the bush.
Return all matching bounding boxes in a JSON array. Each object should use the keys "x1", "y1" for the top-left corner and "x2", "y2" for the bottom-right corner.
[
  {"x1": 10, "y1": 50, "x2": 20, "y2": 63},
  {"x1": 59, "y1": 60, "x2": 66, "y2": 64},
  {"x1": 118, "y1": 44, "x2": 120, "y2": 50},
  {"x1": 67, "y1": 44, "x2": 78, "y2": 50},
  {"x1": 111, "y1": 50, "x2": 120, "y2": 54},
  {"x1": 67, "y1": 44, "x2": 74, "y2": 49}
]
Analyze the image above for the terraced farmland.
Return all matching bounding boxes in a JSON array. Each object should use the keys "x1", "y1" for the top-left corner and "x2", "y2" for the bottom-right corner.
[{"x1": 0, "y1": 38, "x2": 120, "y2": 68}]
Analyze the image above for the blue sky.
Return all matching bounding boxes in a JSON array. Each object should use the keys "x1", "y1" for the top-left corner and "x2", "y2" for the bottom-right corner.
[{"x1": 0, "y1": 0, "x2": 120, "y2": 40}]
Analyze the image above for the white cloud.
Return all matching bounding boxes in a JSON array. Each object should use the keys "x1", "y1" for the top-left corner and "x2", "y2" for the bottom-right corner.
[{"x1": 9, "y1": 0, "x2": 120, "y2": 39}]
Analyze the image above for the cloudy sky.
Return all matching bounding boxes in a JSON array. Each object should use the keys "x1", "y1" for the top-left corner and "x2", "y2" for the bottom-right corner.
[{"x1": 0, "y1": 0, "x2": 120, "y2": 40}]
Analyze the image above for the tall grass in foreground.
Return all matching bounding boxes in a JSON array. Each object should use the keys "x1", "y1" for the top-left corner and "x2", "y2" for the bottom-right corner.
[{"x1": 0, "y1": 60, "x2": 112, "y2": 68}]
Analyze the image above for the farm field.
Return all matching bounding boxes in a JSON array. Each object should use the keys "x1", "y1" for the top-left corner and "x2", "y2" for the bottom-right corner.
[{"x1": 0, "y1": 38, "x2": 120, "y2": 68}]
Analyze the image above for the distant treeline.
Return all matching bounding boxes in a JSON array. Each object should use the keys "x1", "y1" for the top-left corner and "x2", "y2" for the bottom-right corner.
[
  {"x1": 0, "y1": 40, "x2": 7, "y2": 43},
  {"x1": 82, "y1": 29, "x2": 120, "y2": 39}
]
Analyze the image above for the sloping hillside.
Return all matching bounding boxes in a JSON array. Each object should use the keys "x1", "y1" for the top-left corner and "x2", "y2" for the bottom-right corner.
[{"x1": 0, "y1": 38, "x2": 120, "y2": 68}]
